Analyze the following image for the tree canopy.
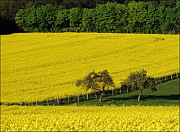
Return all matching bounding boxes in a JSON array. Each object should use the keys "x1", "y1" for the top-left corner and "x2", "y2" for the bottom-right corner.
[
  {"x1": 1, "y1": 0, "x2": 180, "y2": 34},
  {"x1": 13, "y1": 1, "x2": 180, "y2": 34},
  {"x1": 121, "y1": 69, "x2": 157, "y2": 101},
  {"x1": 76, "y1": 70, "x2": 115, "y2": 102}
]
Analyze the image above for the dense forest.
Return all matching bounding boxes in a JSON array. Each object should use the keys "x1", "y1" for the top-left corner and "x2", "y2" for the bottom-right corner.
[{"x1": 0, "y1": 0, "x2": 179, "y2": 34}]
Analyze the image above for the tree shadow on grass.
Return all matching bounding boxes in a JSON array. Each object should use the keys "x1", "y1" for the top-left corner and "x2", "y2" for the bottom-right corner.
[{"x1": 103, "y1": 94, "x2": 180, "y2": 102}]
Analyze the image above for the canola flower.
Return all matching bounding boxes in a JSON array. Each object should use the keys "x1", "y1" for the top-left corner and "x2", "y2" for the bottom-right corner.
[
  {"x1": 1, "y1": 105, "x2": 179, "y2": 131},
  {"x1": 1, "y1": 33, "x2": 179, "y2": 103}
]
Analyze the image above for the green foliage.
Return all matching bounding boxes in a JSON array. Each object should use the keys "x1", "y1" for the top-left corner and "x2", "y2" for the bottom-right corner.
[
  {"x1": 95, "y1": 2, "x2": 117, "y2": 32},
  {"x1": 69, "y1": 7, "x2": 82, "y2": 32},
  {"x1": 76, "y1": 70, "x2": 115, "y2": 92},
  {"x1": 76, "y1": 70, "x2": 115, "y2": 102},
  {"x1": 121, "y1": 69, "x2": 157, "y2": 101},
  {"x1": 2, "y1": 0, "x2": 179, "y2": 34},
  {"x1": 127, "y1": 1, "x2": 149, "y2": 33},
  {"x1": 36, "y1": 4, "x2": 56, "y2": 32},
  {"x1": 15, "y1": 8, "x2": 35, "y2": 32},
  {"x1": 115, "y1": 4, "x2": 128, "y2": 33},
  {"x1": 80, "y1": 8, "x2": 96, "y2": 32},
  {"x1": 14, "y1": 1, "x2": 180, "y2": 34},
  {"x1": 15, "y1": 4, "x2": 56, "y2": 32},
  {"x1": 55, "y1": 7, "x2": 70, "y2": 32},
  {"x1": 122, "y1": 69, "x2": 157, "y2": 92},
  {"x1": 146, "y1": 4, "x2": 158, "y2": 33}
]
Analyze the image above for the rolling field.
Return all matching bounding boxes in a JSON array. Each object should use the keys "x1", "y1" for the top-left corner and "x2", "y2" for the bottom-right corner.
[
  {"x1": 1, "y1": 105, "x2": 179, "y2": 131},
  {"x1": 1, "y1": 33, "x2": 179, "y2": 104}
]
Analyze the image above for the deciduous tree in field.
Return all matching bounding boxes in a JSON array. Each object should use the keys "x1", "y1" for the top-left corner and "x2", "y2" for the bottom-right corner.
[
  {"x1": 69, "y1": 7, "x2": 82, "y2": 32},
  {"x1": 121, "y1": 69, "x2": 157, "y2": 101},
  {"x1": 55, "y1": 6, "x2": 70, "y2": 32},
  {"x1": 80, "y1": 8, "x2": 96, "y2": 32},
  {"x1": 76, "y1": 70, "x2": 115, "y2": 102}
]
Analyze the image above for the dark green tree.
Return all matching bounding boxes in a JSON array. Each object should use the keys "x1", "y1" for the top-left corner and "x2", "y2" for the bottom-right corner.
[
  {"x1": 26, "y1": 7, "x2": 38, "y2": 32},
  {"x1": 174, "y1": 0, "x2": 180, "y2": 33},
  {"x1": 14, "y1": 1, "x2": 180, "y2": 34},
  {"x1": 164, "y1": 1, "x2": 180, "y2": 34},
  {"x1": 36, "y1": 4, "x2": 56, "y2": 32},
  {"x1": 127, "y1": 1, "x2": 139, "y2": 33},
  {"x1": 76, "y1": 70, "x2": 115, "y2": 102},
  {"x1": 80, "y1": 8, "x2": 96, "y2": 32},
  {"x1": 69, "y1": 7, "x2": 82, "y2": 32},
  {"x1": 121, "y1": 69, "x2": 157, "y2": 101},
  {"x1": 15, "y1": 7, "x2": 36, "y2": 32},
  {"x1": 157, "y1": 6, "x2": 166, "y2": 34},
  {"x1": 146, "y1": 4, "x2": 159, "y2": 33},
  {"x1": 115, "y1": 4, "x2": 128, "y2": 33},
  {"x1": 55, "y1": 6, "x2": 70, "y2": 32},
  {"x1": 95, "y1": 2, "x2": 117, "y2": 33},
  {"x1": 127, "y1": 1, "x2": 148, "y2": 33},
  {"x1": 136, "y1": 2, "x2": 149, "y2": 33}
]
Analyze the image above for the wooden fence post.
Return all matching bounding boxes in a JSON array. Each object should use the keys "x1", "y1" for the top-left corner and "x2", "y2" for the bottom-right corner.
[
  {"x1": 77, "y1": 95, "x2": 79, "y2": 102},
  {"x1": 120, "y1": 88, "x2": 122, "y2": 94},
  {"x1": 57, "y1": 97, "x2": 60, "y2": 105},
  {"x1": 176, "y1": 73, "x2": 178, "y2": 78},
  {"x1": 68, "y1": 97, "x2": 69, "y2": 103},
  {"x1": 47, "y1": 98, "x2": 49, "y2": 106},
  {"x1": 171, "y1": 75, "x2": 173, "y2": 80},
  {"x1": 87, "y1": 93, "x2": 88, "y2": 100},
  {"x1": 112, "y1": 90, "x2": 114, "y2": 96},
  {"x1": 25, "y1": 100, "x2": 27, "y2": 106},
  {"x1": 32, "y1": 103, "x2": 33, "y2": 106},
  {"x1": 165, "y1": 76, "x2": 167, "y2": 81},
  {"x1": 127, "y1": 88, "x2": 129, "y2": 93},
  {"x1": 36, "y1": 100, "x2": 38, "y2": 106},
  {"x1": 159, "y1": 78, "x2": 161, "y2": 83},
  {"x1": 95, "y1": 93, "x2": 97, "y2": 98}
]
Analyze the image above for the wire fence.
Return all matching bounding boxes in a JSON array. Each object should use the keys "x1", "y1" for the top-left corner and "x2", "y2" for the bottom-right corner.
[{"x1": 15, "y1": 73, "x2": 179, "y2": 106}]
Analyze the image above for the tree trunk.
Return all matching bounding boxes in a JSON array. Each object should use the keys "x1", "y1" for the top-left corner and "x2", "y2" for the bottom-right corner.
[
  {"x1": 138, "y1": 91, "x2": 142, "y2": 101},
  {"x1": 99, "y1": 92, "x2": 105, "y2": 102}
]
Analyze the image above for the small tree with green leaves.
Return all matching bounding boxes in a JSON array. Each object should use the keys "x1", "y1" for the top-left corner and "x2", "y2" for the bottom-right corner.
[
  {"x1": 76, "y1": 70, "x2": 115, "y2": 102},
  {"x1": 121, "y1": 69, "x2": 157, "y2": 101}
]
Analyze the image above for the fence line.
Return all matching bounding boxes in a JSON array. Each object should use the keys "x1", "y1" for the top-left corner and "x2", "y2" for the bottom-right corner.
[
  {"x1": 19, "y1": 73, "x2": 179, "y2": 106},
  {"x1": 47, "y1": 98, "x2": 49, "y2": 106},
  {"x1": 57, "y1": 97, "x2": 60, "y2": 105},
  {"x1": 36, "y1": 100, "x2": 38, "y2": 106}
]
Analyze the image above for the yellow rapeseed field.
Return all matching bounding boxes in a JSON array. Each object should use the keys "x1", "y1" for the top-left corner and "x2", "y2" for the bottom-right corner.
[
  {"x1": 1, "y1": 105, "x2": 179, "y2": 131},
  {"x1": 1, "y1": 33, "x2": 179, "y2": 103}
]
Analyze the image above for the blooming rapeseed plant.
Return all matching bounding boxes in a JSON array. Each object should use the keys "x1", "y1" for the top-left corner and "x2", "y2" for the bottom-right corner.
[
  {"x1": 1, "y1": 105, "x2": 179, "y2": 131},
  {"x1": 1, "y1": 33, "x2": 179, "y2": 103}
]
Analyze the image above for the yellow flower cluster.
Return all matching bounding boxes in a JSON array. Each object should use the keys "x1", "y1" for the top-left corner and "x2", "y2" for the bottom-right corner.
[
  {"x1": 1, "y1": 105, "x2": 179, "y2": 131},
  {"x1": 1, "y1": 33, "x2": 179, "y2": 103}
]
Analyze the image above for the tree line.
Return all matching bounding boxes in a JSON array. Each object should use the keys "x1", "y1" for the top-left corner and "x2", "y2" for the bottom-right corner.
[
  {"x1": 15, "y1": 0, "x2": 180, "y2": 34},
  {"x1": 1, "y1": 0, "x2": 179, "y2": 34},
  {"x1": 76, "y1": 69, "x2": 157, "y2": 102}
]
